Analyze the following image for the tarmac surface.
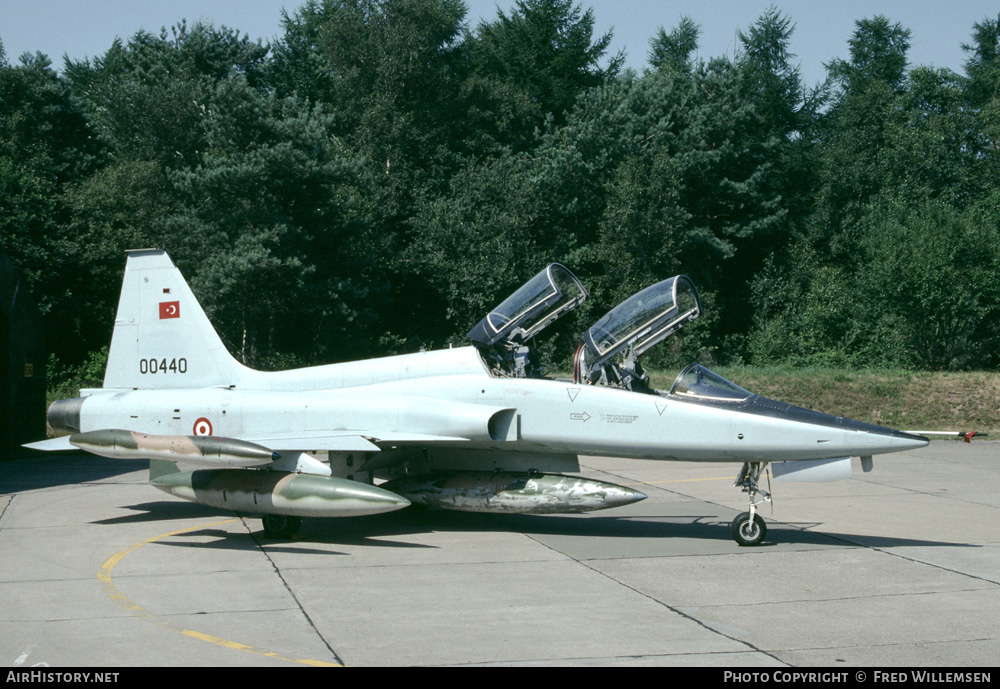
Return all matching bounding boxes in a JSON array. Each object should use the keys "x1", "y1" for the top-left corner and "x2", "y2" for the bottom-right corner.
[{"x1": 1, "y1": 442, "x2": 998, "y2": 667}]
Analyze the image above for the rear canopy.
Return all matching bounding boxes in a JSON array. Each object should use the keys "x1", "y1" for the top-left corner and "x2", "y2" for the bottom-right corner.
[{"x1": 467, "y1": 263, "x2": 588, "y2": 347}]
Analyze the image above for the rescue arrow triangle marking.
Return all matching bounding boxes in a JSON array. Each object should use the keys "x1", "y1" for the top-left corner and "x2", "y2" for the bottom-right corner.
[
  {"x1": 655, "y1": 401, "x2": 667, "y2": 415},
  {"x1": 567, "y1": 388, "x2": 580, "y2": 402}
]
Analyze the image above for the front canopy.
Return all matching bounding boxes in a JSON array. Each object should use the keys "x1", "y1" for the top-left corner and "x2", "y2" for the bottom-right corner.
[{"x1": 584, "y1": 275, "x2": 700, "y2": 365}]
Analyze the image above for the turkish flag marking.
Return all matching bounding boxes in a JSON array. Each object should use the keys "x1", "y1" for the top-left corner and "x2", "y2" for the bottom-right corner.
[{"x1": 159, "y1": 301, "x2": 180, "y2": 319}]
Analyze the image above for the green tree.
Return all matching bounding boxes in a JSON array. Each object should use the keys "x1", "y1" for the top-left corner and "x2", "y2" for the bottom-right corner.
[
  {"x1": 52, "y1": 24, "x2": 278, "y2": 364},
  {"x1": 751, "y1": 197, "x2": 1000, "y2": 370},
  {"x1": 64, "y1": 22, "x2": 268, "y2": 168},
  {"x1": 0, "y1": 48, "x2": 103, "y2": 363},
  {"x1": 271, "y1": 0, "x2": 466, "y2": 179},
  {"x1": 412, "y1": 48, "x2": 793, "y2": 363},
  {"x1": 462, "y1": 0, "x2": 621, "y2": 152},
  {"x1": 963, "y1": 13, "x2": 1000, "y2": 107},
  {"x1": 163, "y1": 77, "x2": 365, "y2": 365},
  {"x1": 962, "y1": 14, "x2": 1000, "y2": 209},
  {"x1": 827, "y1": 15, "x2": 911, "y2": 93},
  {"x1": 746, "y1": 245, "x2": 860, "y2": 367},
  {"x1": 409, "y1": 152, "x2": 546, "y2": 341},
  {"x1": 737, "y1": 7, "x2": 814, "y2": 135},
  {"x1": 648, "y1": 16, "x2": 700, "y2": 75},
  {"x1": 817, "y1": 16, "x2": 913, "y2": 241},
  {"x1": 855, "y1": 198, "x2": 1000, "y2": 369},
  {"x1": 269, "y1": 1, "x2": 471, "y2": 339},
  {"x1": 890, "y1": 66, "x2": 979, "y2": 205}
]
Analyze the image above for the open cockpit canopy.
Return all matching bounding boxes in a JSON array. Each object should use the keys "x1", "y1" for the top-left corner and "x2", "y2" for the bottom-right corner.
[
  {"x1": 467, "y1": 263, "x2": 588, "y2": 347},
  {"x1": 584, "y1": 275, "x2": 700, "y2": 366},
  {"x1": 468, "y1": 267, "x2": 705, "y2": 389}
]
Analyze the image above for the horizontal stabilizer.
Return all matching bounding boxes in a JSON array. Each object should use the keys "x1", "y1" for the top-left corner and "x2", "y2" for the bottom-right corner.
[{"x1": 23, "y1": 436, "x2": 75, "y2": 452}]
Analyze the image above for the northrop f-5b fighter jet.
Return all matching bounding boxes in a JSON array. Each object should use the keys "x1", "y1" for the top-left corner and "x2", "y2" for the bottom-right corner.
[{"x1": 29, "y1": 251, "x2": 932, "y2": 544}]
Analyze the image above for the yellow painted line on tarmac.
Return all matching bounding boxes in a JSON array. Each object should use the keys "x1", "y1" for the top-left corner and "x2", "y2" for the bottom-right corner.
[
  {"x1": 643, "y1": 476, "x2": 737, "y2": 484},
  {"x1": 98, "y1": 519, "x2": 341, "y2": 667},
  {"x1": 614, "y1": 476, "x2": 737, "y2": 487}
]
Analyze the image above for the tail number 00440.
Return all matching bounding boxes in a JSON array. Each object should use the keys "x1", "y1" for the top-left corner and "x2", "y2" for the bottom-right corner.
[{"x1": 139, "y1": 358, "x2": 188, "y2": 374}]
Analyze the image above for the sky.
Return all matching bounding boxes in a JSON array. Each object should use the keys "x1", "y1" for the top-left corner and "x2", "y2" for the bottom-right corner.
[{"x1": 1, "y1": 0, "x2": 998, "y2": 87}]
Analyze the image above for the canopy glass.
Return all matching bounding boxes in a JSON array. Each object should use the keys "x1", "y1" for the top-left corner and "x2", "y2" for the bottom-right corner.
[{"x1": 467, "y1": 264, "x2": 588, "y2": 347}]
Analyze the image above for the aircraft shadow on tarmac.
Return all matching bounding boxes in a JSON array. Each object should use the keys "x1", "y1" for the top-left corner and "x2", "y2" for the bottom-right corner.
[
  {"x1": 3, "y1": 452, "x2": 144, "y2": 490},
  {"x1": 94, "y1": 499, "x2": 982, "y2": 554},
  {"x1": 7, "y1": 455, "x2": 984, "y2": 553}
]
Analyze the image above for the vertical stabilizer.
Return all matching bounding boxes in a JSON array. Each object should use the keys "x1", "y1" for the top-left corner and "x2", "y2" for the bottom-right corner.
[{"x1": 103, "y1": 249, "x2": 251, "y2": 389}]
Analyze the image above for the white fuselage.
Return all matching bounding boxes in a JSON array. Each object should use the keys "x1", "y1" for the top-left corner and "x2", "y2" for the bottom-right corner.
[{"x1": 73, "y1": 346, "x2": 925, "y2": 464}]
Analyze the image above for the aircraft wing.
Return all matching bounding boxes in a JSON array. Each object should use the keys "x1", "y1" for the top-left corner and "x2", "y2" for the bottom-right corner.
[
  {"x1": 242, "y1": 432, "x2": 474, "y2": 452},
  {"x1": 242, "y1": 433, "x2": 382, "y2": 453},
  {"x1": 22, "y1": 433, "x2": 386, "y2": 454},
  {"x1": 24, "y1": 431, "x2": 475, "y2": 455}
]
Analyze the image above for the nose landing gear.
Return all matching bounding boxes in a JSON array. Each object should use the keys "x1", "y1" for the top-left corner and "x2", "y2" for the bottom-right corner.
[{"x1": 732, "y1": 462, "x2": 770, "y2": 546}]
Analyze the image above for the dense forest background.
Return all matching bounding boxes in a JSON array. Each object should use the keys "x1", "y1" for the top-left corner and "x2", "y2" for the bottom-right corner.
[{"x1": 3, "y1": 0, "x2": 1000, "y2": 384}]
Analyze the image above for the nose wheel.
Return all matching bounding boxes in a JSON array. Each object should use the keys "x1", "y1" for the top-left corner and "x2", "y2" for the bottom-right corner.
[
  {"x1": 733, "y1": 462, "x2": 770, "y2": 546},
  {"x1": 731, "y1": 511, "x2": 767, "y2": 546}
]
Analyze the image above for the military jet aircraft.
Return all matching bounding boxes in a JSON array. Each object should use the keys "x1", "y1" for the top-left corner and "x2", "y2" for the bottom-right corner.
[{"x1": 29, "y1": 250, "x2": 933, "y2": 545}]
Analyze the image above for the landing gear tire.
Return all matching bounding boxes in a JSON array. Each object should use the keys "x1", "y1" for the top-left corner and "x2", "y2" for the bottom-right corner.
[
  {"x1": 731, "y1": 512, "x2": 766, "y2": 546},
  {"x1": 261, "y1": 514, "x2": 301, "y2": 539}
]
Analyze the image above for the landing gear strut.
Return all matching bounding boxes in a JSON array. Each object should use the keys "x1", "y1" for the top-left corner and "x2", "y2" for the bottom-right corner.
[{"x1": 731, "y1": 462, "x2": 770, "y2": 546}]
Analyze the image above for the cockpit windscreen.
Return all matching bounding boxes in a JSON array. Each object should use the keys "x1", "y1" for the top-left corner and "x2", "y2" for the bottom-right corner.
[{"x1": 669, "y1": 363, "x2": 751, "y2": 402}]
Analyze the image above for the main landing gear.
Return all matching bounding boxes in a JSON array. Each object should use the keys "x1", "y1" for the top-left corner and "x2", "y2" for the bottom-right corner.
[
  {"x1": 261, "y1": 514, "x2": 301, "y2": 539},
  {"x1": 731, "y1": 462, "x2": 770, "y2": 546}
]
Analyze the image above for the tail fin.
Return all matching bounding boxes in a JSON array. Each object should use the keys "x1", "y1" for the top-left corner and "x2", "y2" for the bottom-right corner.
[{"x1": 103, "y1": 249, "x2": 252, "y2": 389}]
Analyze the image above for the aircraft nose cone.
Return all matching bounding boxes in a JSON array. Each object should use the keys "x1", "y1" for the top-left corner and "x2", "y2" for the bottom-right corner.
[
  {"x1": 736, "y1": 393, "x2": 929, "y2": 458},
  {"x1": 843, "y1": 419, "x2": 928, "y2": 455},
  {"x1": 896, "y1": 431, "x2": 930, "y2": 450}
]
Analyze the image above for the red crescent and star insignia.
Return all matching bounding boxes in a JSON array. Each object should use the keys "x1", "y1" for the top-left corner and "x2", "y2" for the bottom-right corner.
[{"x1": 159, "y1": 301, "x2": 180, "y2": 319}]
